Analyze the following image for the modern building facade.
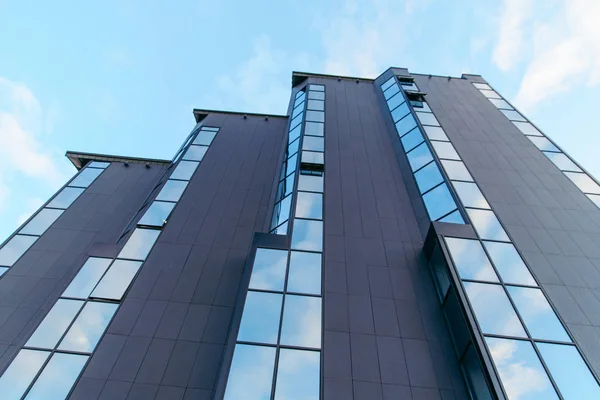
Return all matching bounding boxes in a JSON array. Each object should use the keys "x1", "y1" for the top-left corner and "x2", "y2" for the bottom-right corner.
[{"x1": 0, "y1": 67, "x2": 600, "y2": 399}]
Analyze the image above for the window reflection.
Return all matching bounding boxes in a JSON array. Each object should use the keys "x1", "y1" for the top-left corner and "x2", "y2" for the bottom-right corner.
[
  {"x1": 118, "y1": 228, "x2": 160, "y2": 260},
  {"x1": 88, "y1": 161, "x2": 110, "y2": 169},
  {"x1": 501, "y1": 109, "x2": 527, "y2": 122},
  {"x1": 416, "y1": 111, "x2": 440, "y2": 126},
  {"x1": 19, "y1": 208, "x2": 64, "y2": 236},
  {"x1": 453, "y1": 182, "x2": 490, "y2": 209},
  {"x1": 91, "y1": 259, "x2": 143, "y2": 300},
  {"x1": 473, "y1": 83, "x2": 492, "y2": 90},
  {"x1": 274, "y1": 349, "x2": 320, "y2": 400},
  {"x1": 439, "y1": 210, "x2": 465, "y2": 224},
  {"x1": 280, "y1": 295, "x2": 322, "y2": 348},
  {"x1": 63, "y1": 257, "x2": 112, "y2": 299},
  {"x1": 69, "y1": 167, "x2": 103, "y2": 188},
  {"x1": 422, "y1": 183, "x2": 457, "y2": 221},
  {"x1": 401, "y1": 128, "x2": 425, "y2": 152},
  {"x1": 304, "y1": 122, "x2": 324, "y2": 137},
  {"x1": 287, "y1": 251, "x2": 321, "y2": 295},
  {"x1": 47, "y1": 187, "x2": 84, "y2": 209},
  {"x1": 295, "y1": 192, "x2": 323, "y2": 220},
  {"x1": 527, "y1": 136, "x2": 559, "y2": 152},
  {"x1": 289, "y1": 125, "x2": 302, "y2": 143},
  {"x1": 489, "y1": 98, "x2": 513, "y2": 110},
  {"x1": 543, "y1": 152, "x2": 581, "y2": 172},
  {"x1": 423, "y1": 125, "x2": 448, "y2": 141},
  {"x1": 183, "y1": 145, "x2": 208, "y2": 162},
  {"x1": 58, "y1": 302, "x2": 118, "y2": 353},
  {"x1": 395, "y1": 114, "x2": 417, "y2": 137},
  {"x1": 138, "y1": 201, "x2": 176, "y2": 227},
  {"x1": 249, "y1": 248, "x2": 288, "y2": 291},
  {"x1": 0, "y1": 235, "x2": 38, "y2": 267},
  {"x1": 512, "y1": 121, "x2": 543, "y2": 136},
  {"x1": 406, "y1": 143, "x2": 434, "y2": 172},
  {"x1": 156, "y1": 179, "x2": 187, "y2": 202},
  {"x1": 170, "y1": 160, "x2": 199, "y2": 180},
  {"x1": 445, "y1": 237, "x2": 499, "y2": 282},
  {"x1": 387, "y1": 94, "x2": 404, "y2": 112},
  {"x1": 24, "y1": 353, "x2": 88, "y2": 400},
  {"x1": 391, "y1": 102, "x2": 410, "y2": 123},
  {"x1": 302, "y1": 136, "x2": 324, "y2": 152},
  {"x1": 301, "y1": 151, "x2": 324, "y2": 165},
  {"x1": 0, "y1": 349, "x2": 49, "y2": 399},
  {"x1": 193, "y1": 130, "x2": 217, "y2": 146},
  {"x1": 308, "y1": 91, "x2": 324, "y2": 101},
  {"x1": 441, "y1": 160, "x2": 473, "y2": 181},
  {"x1": 564, "y1": 172, "x2": 600, "y2": 195},
  {"x1": 305, "y1": 110, "x2": 324, "y2": 123},
  {"x1": 384, "y1": 83, "x2": 400, "y2": 100},
  {"x1": 238, "y1": 291, "x2": 282, "y2": 344},
  {"x1": 381, "y1": 77, "x2": 396, "y2": 92},
  {"x1": 224, "y1": 344, "x2": 276, "y2": 400},
  {"x1": 480, "y1": 90, "x2": 501, "y2": 99},
  {"x1": 272, "y1": 195, "x2": 292, "y2": 230},
  {"x1": 482, "y1": 242, "x2": 536, "y2": 286},
  {"x1": 414, "y1": 162, "x2": 443, "y2": 194},
  {"x1": 431, "y1": 141, "x2": 460, "y2": 160},
  {"x1": 25, "y1": 299, "x2": 84, "y2": 349},
  {"x1": 467, "y1": 209, "x2": 510, "y2": 241},
  {"x1": 298, "y1": 174, "x2": 323, "y2": 193},
  {"x1": 307, "y1": 100, "x2": 324, "y2": 111},
  {"x1": 291, "y1": 220, "x2": 323, "y2": 252}
]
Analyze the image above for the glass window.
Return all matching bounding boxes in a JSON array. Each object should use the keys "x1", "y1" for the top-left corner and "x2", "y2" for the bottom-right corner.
[
  {"x1": 480, "y1": 90, "x2": 501, "y2": 99},
  {"x1": 464, "y1": 282, "x2": 526, "y2": 336},
  {"x1": 24, "y1": 353, "x2": 88, "y2": 400},
  {"x1": 482, "y1": 242, "x2": 536, "y2": 286},
  {"x1": 564, "y1": 172, "x2": 600, "y2": 194},
  {"x1": 91, "y1": 259, "x2": 143, "y2": 300},
  {"x1": 291, "y1": 219, "x2": 323, "y2": 252},
  {"x1": 63, "y1": 257, "x2": 112, "y2": 299},
  {"x1": 414, "y1": 162, "x2": 443, "y2": 194},
  {"x1": 587, "y1": 194, "x2": 600, "y2": 208},
  {"x1": 0, "y1": 267, "x2": 7, "y2": 277},
  {"x1": 0, "y1": 234, "x2": 38, "y2": 266},
  {"x1": 237, "y1": 291, "x2": 282, "y2": 344},
  {"x1": 384, "y1": 83, "x2": 400, "y2": 100},
  {"x1": 290, "y1": 112, "x2": 304, "y2": 130},
  {"x1": 489, "y1": 98, "x2": 513, "y2": 110},
  {"x1": 507, "y1": 286, "x2": 570, "y2": 342},
  {"x1": 423, "y1": 125, "x2": 448, "y2": 141},
  {"x1": 387, "y1": 93, "x2": 404, "y2": 112},
  {"x1": 271, "y1": 221, "x2": 288, "y2": 235},
  {"x1": 310, "y1": 84, "x2": 325, "y2": 92},
  {"x1": 138, "y1": 201, "x2": 175, "y2": 227},
  {"x1": 156, "y1": 180, "x2": 188, "y2": 202},
  {"x1": 527, "y1": 136, "x2": 559, "y2": 152},
  {"x1": 445, "y1": 237, "x2": 498, "y2": 282},
  {"x1": 289, "y1": 124, "x2": 302, "y2": 143},
  {"x1": 298, "y1": 174, "x2": 323, "y2": 193},
  {"x1": 439, "y1": 210, "x2": 465, "y2": 224},
  {"x1": 302, "y1": 136, "x2": 324, "y2": 152},
  {"x1": 286, "y1": 153, "x2": 298, "y2": 176},
  {"x1": 441, "y1": 160, "x2": 473, "y2": 181},
  {"x1": 47, "y1": 187, "x2": 84, "y2": 209},
  {"x1": 406, "y1": 143, "x2": 434, "y2": 172},
  {"x1": 281, "y1": 172, "x2": 296, "y2": 198},
  {"x1": 307, "y1": 99, "x2": 324, "y2": 111},
  {"x1": 513, "y1": 121, "x2": 543, "y2": 136},
  {"x1": 193, "y1": 130, "x2": 217, "y2": 146},
  {"x1": 20, "y1": 208, "x2": 63, "y2": 236},
  {"x1": 202, "y1": 126, "x2": 219, "y2": 131},
  {"x1": 287, "y1": 251, "x2": 321, "y2": 295},
  {"x1": 249, "y1": 248, "x2": 288, "y2": 291},
  {"x1": 58, "y1": 301, "x2": 118, "y2": 353},
  {"x1": 308, "y1": 91, "x2": 324, "y2": 101},
  {"x1": 295, "y1": 192, "x2": 323, "y2": 220},
  {"x1": 422, "y1": 183, "x2": 458, "y2": 221},
  {"x1": 296, "y1": 89, "x2": 306, "y2": 99},
  {"x1": 543, "y1": 152, "x2": 581, "y2": 172},
  {"x1": 25, "y1": 299, "x2": 84, "y2": 349},
  {"x1": 473, "y1": 83, "x2": 492, "y2": 90},
  {"x1": 280, "y1": 295, "x2": 322, "y2": 348},
  {"x1": 306, "y1": 110, "x2": 324, "y2": 123},
  {"x1": 301, "y1": 151, "x2": 324, "y2": 165},
  {"x1": 381, "y1": 77, "x2": 396, "y2": 92},
  {"x1": 304, "y1": 122, "x2": 324, "y2": 137},
  {"x1": 69, "y1": 167, "x2": 103, "y2": 188},
  {"x1": 288, "y1": 138, "x2": 300, "y2": 157},
  {"x1": 274, "y1": 349, "x2": 320, "y2": 400},
  {"x1": 462, "y1": 344, "x2": 494, "y2": 400},
  {"x1": 410, "y1": 99, "x2": 431, "y2": 112},
  {"x1": 501, "y1": 109, "x2": 527, "y2": 122},
  {"x1": 416, "y1": 111, "x2": 440, "y2": 126},
  {"x1": 395, "y1": 114, "x2": 417, "y2": 137},
  {"x1": 272, "y1": 195, "x2": 292, "y2": 230},
  {"x1": 0, "y1": 349, "x2": 50, "y2": 399},
  {"x1": 467, "y1": 209, "x2": 510, "y2": 241},
  {"x1": 183, "y1": 146, "x2": 208, "y2": 161},
  {"x1": 432, "y1": 141, "x2": 460, "y2": 160},
  {"x1": 401, "y1": 128, "x2": 425, "y2": 152},
  {"x1": 292, "y1": 102, "x2": 304, "y2": 118},
  {"x1": 453, "y1": 182, "x2": 490, "y2": 209},
  {"x1": 391, "y1": 102, "x2": 410, "y2": 123},
  {"x1": 486, "y1": 337, "x2": 559, "y2": 400},
  {"x1": 171, "y1": 160, "x2": 199, "y2": 180},
  {"x1": 118, "y1": 228, "x2": 161, "y2": 260},
  {"x1": 224, "y1": 344, "x2": 276, "y2": 400},
  {"x1": 537, "y1": 343, "x2": 600, "y2": 400},
  {"x1": 88, "y1": 161, "x2": 110, "y2": 169}
]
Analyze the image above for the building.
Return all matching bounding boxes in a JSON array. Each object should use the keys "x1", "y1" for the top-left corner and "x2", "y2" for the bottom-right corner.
[{"x1": 0, "y1": 67, "x2": 599, "y2": 400}]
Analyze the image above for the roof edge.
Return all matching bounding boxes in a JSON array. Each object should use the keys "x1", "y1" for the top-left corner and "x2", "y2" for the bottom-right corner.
[
  {"x1": 193, "y1": 108, "x2": 287, "y2": 123},
  {"x1": 66, "y1": 151, "x2": 171, "y2": 170},
  {"x1": 292, "y1": 71, "x2": 374, "y2": 87}
]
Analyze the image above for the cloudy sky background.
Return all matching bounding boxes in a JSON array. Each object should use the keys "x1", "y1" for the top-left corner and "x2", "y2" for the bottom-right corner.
[{"x1": 1, "y1": 0, "x2": 599, "y2": 242}]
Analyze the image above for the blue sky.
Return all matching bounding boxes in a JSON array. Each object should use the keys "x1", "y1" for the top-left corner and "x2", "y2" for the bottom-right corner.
[{"x1": 1, "y1": 0, "x2": 599, "y2": 242}]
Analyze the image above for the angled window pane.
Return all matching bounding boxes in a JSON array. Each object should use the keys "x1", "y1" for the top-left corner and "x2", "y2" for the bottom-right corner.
[
  {"x1": 249, "y1": 248, "x2": 288, "y2": 291},
  {"x1": 401, "y1": 127, "x2": 425, "y2": 152},
  {"x1": 513, "y1": 121, "x2": 543, "y2": 136},
  {"x1": 467, "y1": 209, "x2": 510, "y2": 241},
  {"x1": 202, "y1": 126, "x2": 219, "y2": 131},
  {"x1": 564, "y1": 172, "x2": 600, "y2": 195},
  {"x1": 307, "y1": 99, "x2": 324, "y2": 111},
  {"x1": 310, "y1": 84, "x2": 324, "y2": 92},
  {"x1": 462, "y1": 344, "x2": 494, "y2": 400},
  {"x1": 286, "y1": 153, "x2": 298, "y2": 176},
  {"x1": 0, "y1": 349, "x2": 50, "y2": 399},
  {"x1": 414, "y1": 162, "x2": 443, "y2": 194},
  {"x1": 441, "y1": 160, "x2": 473, "y2": 181},
  {"x1": 156, "y1": 180, "x2": 188, "y2": 202},
  {"x1": 292, "y1": 102, "x2": 304, "y2": 118},
  {"x1": 301, "y1": 151, "x2": 324, "y2": 165},
  {"x1": 58, "y1": 301, "x2": 118, "y2": 353},
  {"x1": 412, "y1": 100, "x2": 431, "y2": 112},
  {"x1": 291, "y1": 219, "x2": 323, "y2": 252},
  {"x1": 118, "y1": 228, "x2": 160, "y2": 260},
  {"x1": 482, "y1": 241, "x2": 536, "y2": 286},
  {"x1": 416, "y1": 111, "x2": 440, "y2": 126},
  {"x1": 507, "y1": 286, "x2": 570, "y2": 342},
  {"x1": 282, "y1": 172, "x2": 296, "y2": 198},
  {"x1": 183, "y1": 145, "x2": 208, "y2": 162},
  {"x1": 384, "y1": 83, "x2": 400, "y2": 100},
  {"x1": 538, "y1": 343, "x2": 600, "y2": 400},
  {"x1": 90, "y1": 259, "x2": 143, "y2": 300},
  {"x1": 308, "y1": 91, "x2": 324, "y2": 101},
  {"x1": 424, "y1": 125, "x2": 449, "y2": 141},
  {"x1": 423, "y1": 183, "x2": 457, "y2": 221},
  {"x1": 304, "y1": 122, "x2": 323, "y2": 137},
  {"x1": 47, "y1": 187, "x2": 85, "y2": 209},
  {"x1": 289, "y1": 124, "x2": 302, "y2": 143},
  {"x1": 295, "y1": 192, "x2": 323, "y2": 220},
  {"x1": 473, "y1": 83, "x2": 492, "y2": 90},
  {"x1": 20, "y1": 208, "x2": 63, "y2": 236},
  {"x1": 454, "y1": 182, "x2": 490, "y2": 209},
  {"x1": 287, "y1": 251, "x2": 321, "y2": 295},
  {"x1": 488, "y1": 98, "x2": 513, "y2": 109},
  {"x1": 88, "y1": 161, "x2": 110, "y2": 169},
  {"x1": 171, "y1": 160, "x2": 199, "y2": 180},
  {"x1": 296, "y1": 89, "x2": 306, "y2": 100},
  {"x1": 280, "y1": 295, "x2": 322, "y2": 348},
  {"x1": 406, "y1": 143, "x2": 434, "y2": 172},
  {"x1": 238, "y1": 291, "x2": 282, "y2": 344},
  {"x1": 401, "y1": 82, "x2": 419, "y2": 92},
  {"x1": 306, "y1": 110, "x2": 324, "y2": 123},
  {"x1": 0, "y1": 235, "x2": 38, "y2": 267},
  {"x1": 543, "y1": 152, "x2": 581, "y2": 172},
  {"x1": 432, "y1": 141, "x2": 460, "y2": 160},
  {"x1": 290, "y1": 112, "x2": 304, "y2": 130},
  {"x1": 439, "y1": 210, "x2": 465, "y2": 224},
  {"x1": 272, "y1": 194, "x2": 292, "y2": 230},
  {"x1": 464, "y1": 282, "x2": 526, "y2": 336},
  {"x1": 271, "y1": 220, "x2": 288, "y2": 235},
  {"x1": 387, "y1": 93, "x2": 404, "y2": 111},
  {"x1": 138, "y1": 201, "x2": 176, "y2": 227},
  {"x1": 274, "y1": 349, "x2": 320, "y2": 400},
  {"x1": 224, "y1": 344, "x2": 276, "y2": 400},
  {"x1": 445, "y1": 237, "x2": 498, "y2": 282},
  {"x1": 288, "y1": 137, "x2": 300, "y2": 156},
  {"x1": 391, "y1": 102, "x2": 410, "y2": 123},
  {"x1": 24, "y1": 353, "x2": 88, "y2": 400},
  {"x1": 480, "y1": 89, "x2": 501, "y2": 99},
  {"x1": 302, "y1": 136, "x2": 324, "y2": 152},
  {"x1": 527, "y1": 136, "x2": 559, "y2": 152},
  {"x1": 486, "y1": 337, "x2": 558, "y2": 400},
  {"x1": 193, "y1": 130, "x2": 217, "y2": 146},
  {"x1": 63, "y1": 257, "x2": 112, "y2": 299},
  {"x1": 501, "y1": 109, "x2": 526, "y2": 122},
  {"x1": 381, "y1": 77, "x2": 396, "y2": 92},
  {"x1": 298, "y1": 174, "x2": 323, "y2": 193},
  {"x1": 0, "y1": 267, "x2": 7, "y2": 277},
  {"x1": 69, "y1": 167, "x2": 103, "y2": 188},
  {"x1": 25, "y1": 299, "x2": 84, "y2": 349},
  {"x1": 395, "y1": 114, "x2": 417, "y2": 137},
  {"x1": 587, "y1": 194, "x2": 600, "y2": 208}
]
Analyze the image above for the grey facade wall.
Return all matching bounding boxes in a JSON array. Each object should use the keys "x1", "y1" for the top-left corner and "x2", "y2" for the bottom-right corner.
[{"x1": 415, "y1": 73, "x2": 600, "y2": 378}]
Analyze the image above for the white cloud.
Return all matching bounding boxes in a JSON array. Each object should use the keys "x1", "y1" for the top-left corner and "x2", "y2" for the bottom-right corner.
[{"x1": 492, "y1": 0, "x2": 534, "y2": 72}]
